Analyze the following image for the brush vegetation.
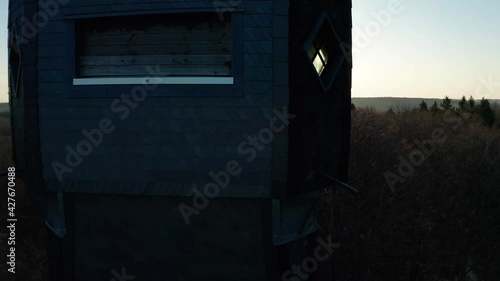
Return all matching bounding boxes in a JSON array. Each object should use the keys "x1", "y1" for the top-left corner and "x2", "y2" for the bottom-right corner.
[
  {"x1": 1, "y1": 98, "x2": 499, "y2": 280},
  {"x1": 323, "y1": 97, "x2": 500, "y2": 281}
]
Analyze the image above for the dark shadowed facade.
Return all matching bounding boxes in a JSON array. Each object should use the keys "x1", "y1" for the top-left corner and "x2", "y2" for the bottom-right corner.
[{"x1": 8, "y1": 0, "x2": 352, "y2": 280}]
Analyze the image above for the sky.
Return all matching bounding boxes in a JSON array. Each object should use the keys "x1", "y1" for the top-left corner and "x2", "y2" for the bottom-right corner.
[
  {"x1": 1, "y1": 1, "x2": 8, "y2": 103},
  {"x1": 351, "y1": 0, "x2": 500, "y2": 99},
  {"x1": 0, "y1": 0, "x2": 500, "y2": 102}
]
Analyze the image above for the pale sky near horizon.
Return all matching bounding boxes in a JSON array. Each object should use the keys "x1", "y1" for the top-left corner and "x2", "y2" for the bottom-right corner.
[{"x1": 0, "y1": 1, "x2": 499, "y2": 102}]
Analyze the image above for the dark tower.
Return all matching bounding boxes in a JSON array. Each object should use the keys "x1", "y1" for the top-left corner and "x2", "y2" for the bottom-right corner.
[{"x1": 8, "y1": 0, "x2": 352, "y2": 280}]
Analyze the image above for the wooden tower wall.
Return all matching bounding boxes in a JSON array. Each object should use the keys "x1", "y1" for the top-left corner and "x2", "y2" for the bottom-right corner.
[{"x1": 8, "y1": 0, "x2": 352, "y2": 280}]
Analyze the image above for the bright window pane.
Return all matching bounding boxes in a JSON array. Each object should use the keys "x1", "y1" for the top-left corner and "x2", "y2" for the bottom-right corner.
[
  {"x1": 313, "y1": 53, "x2": 325, "y2": 75},
  {"x1": 319, "y1": 48, "x2": 328, "y2": 65}
]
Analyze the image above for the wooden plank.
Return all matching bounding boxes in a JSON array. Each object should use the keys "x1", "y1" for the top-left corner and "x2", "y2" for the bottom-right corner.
[
  {"x1": 83, "y1": 23, "x2": 231, "y2": 35},
  {"x1": 84, "y1": 33, "x2": 231, "y2": 45},
  {"x1": 82, "y1": 43, "x2": 231, "y2": 56},
  {"x1": 80, "y1": 55, "x2": 231, "y2": 67},
  {"x1": 79, "y1": 64, "x2": 232, "y2": 77}
]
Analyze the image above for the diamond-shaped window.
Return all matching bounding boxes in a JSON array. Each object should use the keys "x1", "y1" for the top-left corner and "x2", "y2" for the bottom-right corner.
[
  {"x1": 304, "y1": 13, "x2": 345, "y2": 91},
  {"x1": 9, "y1": 29, "x2": 22, "y2": 98}
]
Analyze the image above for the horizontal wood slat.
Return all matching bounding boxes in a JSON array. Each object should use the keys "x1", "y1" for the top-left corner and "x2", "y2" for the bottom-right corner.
[
  {"x1": 82, "y1": 44, "x2": 231, "y2": 56},
  {"x1": 80, "y1": 64, "x2": 231, "y2": 77},
  {"x1": 80, "y1": 55, "x2": 232, "y2": 66},
  {"x1": 83, "y1": 22, "x2": 230, "y2": 35},
  {"x1": 78, "y1": 13, "x2": 232, "y2": 78},
  {"x1": 84, "y1": 33, "x2": 231, "y2": 45}
]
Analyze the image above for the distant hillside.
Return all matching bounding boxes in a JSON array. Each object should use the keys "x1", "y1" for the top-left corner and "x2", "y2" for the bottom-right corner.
[
  {"x1": 353, "y1": 97, "x2": 500, "y2": 112},
  {"x1": 0, "y1": 99, "x2": 498, "y2": 114}
]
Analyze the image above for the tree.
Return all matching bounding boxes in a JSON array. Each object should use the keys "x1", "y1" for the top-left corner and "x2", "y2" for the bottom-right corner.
[
  {"x1": 458, "y1": 96, "x2": 468, "y2": 112},
  {"x1": 430, "y1": 101, "x2": 441, "y2": 114},
  {"x1": 351, "y1": 103, "x2": 357, "y2": 111},
  {"x1": 440, "y1": 96, "x2": 453, "y2": 112},
  {"x1": 419, "y1": 100, "x2": 429, "y2": 111},
  {"x1": 386, "y1": 107, "x2": 395, "y2": 115},
  {"x1": 468, "y1": 96, "x2": 476, "y2": 112},
  {"x1": 478, "y1": 98, "x2": 495, "y2": 128}
]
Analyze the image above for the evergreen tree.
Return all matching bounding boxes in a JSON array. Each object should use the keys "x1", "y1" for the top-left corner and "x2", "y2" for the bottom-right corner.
[
  {"x1": 478, "y1": 98, "x2": 495, "y2": 127},
  {"x1": 419, "y1": 100, "x2": 429, "y2": 111},
  {"x1": 468, "y1": 96, "x2": 476, "y2": 112},
  {"x1": 440, "y1": 96, "x2": 453, "y2": 111},
  {"x1": 386, "y1": 107, "x2": 395, "y2": 115},
  {"x1": 430, "y1": 101, "x2": 441, "y2": 114},
  {"x1": 458, "y1": 96, "x2": 468, "y2": 111},
  {"x1": 351, "y1": 103, "x2": 357, "y2": 111}
]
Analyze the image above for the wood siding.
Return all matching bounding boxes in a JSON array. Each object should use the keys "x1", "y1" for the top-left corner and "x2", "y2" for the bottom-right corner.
[
  {"x1": 11, "y1": 0, "x2": 353, "y2": 280},
  {"x1": 37, "y1": 0, "x2": 276, "y2": 197},
  {"x1": 78, "y1": 13, "x2": 232, "y2": 77}
]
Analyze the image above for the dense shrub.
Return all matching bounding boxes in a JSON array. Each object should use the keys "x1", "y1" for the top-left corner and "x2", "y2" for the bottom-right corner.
[
  {"x1": 323, "y1": 108, "x2": 500, "y2": 281},
  {"x1": 1, "y1": 106, "x2": 499, "y2": 280}
]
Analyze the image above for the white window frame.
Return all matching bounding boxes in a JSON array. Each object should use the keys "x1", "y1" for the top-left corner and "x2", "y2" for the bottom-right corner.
[
  {"x1": 74, "y1": 13, "x2": 234, "y2": 86},
  {"x1": 73, "y1": 77, "x2": 234, "y2": 86}
]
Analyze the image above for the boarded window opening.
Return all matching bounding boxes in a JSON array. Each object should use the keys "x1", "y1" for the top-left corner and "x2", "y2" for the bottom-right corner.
[{"x1": 76, "y1": 13, "x2": 232, "y2": 78}]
